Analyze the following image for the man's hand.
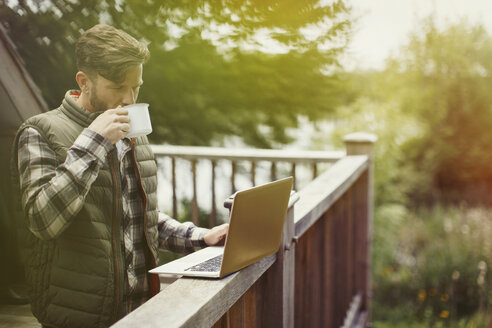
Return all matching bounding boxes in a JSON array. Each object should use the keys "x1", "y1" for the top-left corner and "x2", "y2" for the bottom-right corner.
[
  {"x1": 204, "y1": 223, "x2": 229, "y2": 246},
  {"x1": 88, "y1": 107, "x2": 130, "y2": 144}
]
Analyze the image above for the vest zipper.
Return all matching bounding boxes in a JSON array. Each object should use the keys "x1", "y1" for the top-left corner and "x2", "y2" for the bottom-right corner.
[{"x1": 131, "y1": 138, "x2": 160, "y2": 296}]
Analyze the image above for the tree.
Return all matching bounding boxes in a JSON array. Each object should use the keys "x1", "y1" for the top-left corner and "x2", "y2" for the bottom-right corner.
[
  {"x1": 335, "y1": 19, "x2": 492, "y2": 205},
  {"x1": 396, "y1": 20, "x2": 492, "y2": 203},
  {"x1": 0, "y1": 0, "x2": 352, "y2": 147}
]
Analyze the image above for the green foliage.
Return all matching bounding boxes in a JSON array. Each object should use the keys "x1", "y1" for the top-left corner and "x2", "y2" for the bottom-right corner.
[
  {"x1": 0, "y1": 0, "x2": 352, "y2": 148},
  {"x1": 332, "y1": 71, "x2": 423, "y2": 206},
  {"x1": 334, "y1": 19, "x2": 492, "y2": 205},
  {"x1": 389, "y1": 19, "x2": 492, "y2": 204},
  {"x1": 372, "y1": 204, "x2": 492, "y2": 327}
]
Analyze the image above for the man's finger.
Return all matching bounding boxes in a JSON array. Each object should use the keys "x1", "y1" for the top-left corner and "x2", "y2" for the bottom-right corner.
[
  {"x1": 119, "y1": 116, "x2": 130, "y2": 123},
  {"x1": 121, "y1": 123, "x2": 131, "y2": 132},
  {"x1": 116, "y1": 107, "x2": 129, "y2": 115}
]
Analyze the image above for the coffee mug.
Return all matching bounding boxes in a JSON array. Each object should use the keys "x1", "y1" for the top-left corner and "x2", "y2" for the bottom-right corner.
[{"x1": 124, "y1": 103, "x2": 152, "y2": 138}]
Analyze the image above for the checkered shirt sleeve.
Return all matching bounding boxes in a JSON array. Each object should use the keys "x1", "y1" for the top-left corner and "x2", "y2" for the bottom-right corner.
[
  {"x1": 17, "y1": 127, "x2": 113, "y2": 240},
  {"x1": 158, "y1": 212, "x2": 209, "y2": 253}
]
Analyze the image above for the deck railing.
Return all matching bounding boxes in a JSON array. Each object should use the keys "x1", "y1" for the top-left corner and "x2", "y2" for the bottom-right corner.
[
  {"x1": 113, "y1": 132, "x2": 376, "y2": 328},
  {"x1": 151, "y1": 144, "x2": 345, "y2": 226}
]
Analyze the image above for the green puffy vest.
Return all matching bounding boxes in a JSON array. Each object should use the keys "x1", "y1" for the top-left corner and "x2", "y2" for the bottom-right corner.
[{"x1": 12, "y1": 92, "x2": 160, "y2": 328}]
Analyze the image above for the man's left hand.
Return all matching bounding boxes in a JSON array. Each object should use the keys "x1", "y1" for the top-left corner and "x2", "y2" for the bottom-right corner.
[{"x1": 204, "y1": 223, "x2": 229, "y2": 246}]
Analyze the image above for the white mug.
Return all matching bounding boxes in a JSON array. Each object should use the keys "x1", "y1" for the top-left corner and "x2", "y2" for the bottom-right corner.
[{"x1": 124, "y1": 103, "x2": 152, "y2": 138}]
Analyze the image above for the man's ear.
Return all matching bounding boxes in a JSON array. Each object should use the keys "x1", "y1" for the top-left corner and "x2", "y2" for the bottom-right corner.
[{"x1": 75, "y1": 71, "x2": 91, "y2": 95}]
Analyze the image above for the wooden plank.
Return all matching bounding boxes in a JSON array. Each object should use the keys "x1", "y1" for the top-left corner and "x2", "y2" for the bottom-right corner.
[
  {"x1": 294, "y1": 233, "x2": 306, "y2": 328},
  {"x1": 294, "y1": 217, "x2": 323, "y2": 328},
  {"x1": 251, "y1": 161, "x2": 256, "y2": 186},
  {"x1": 212, "y1": 316, "x2": 226, "y2": 328},
  {"x1": 112, "y1": 254, "x2": 276, "y2": 328},
  {"x1": 253, "y1": 269, "x2": 267, "y2": 326},
  {"x1": 191, "y1": 160, "x2": 199, "y2": 225},
  {"x1": 151, "y1": 145, "x2": 344, "y2": 163},
  {"x1": 311, "y1": 218, "x2": 323, "y2": 327},
  {"x1": 270, "y1": 162, "x2": 277, "y2": 181},
  {"x1": 312, "y1": 163, "x2": 317, "y2": 180},
  {"x1": 290, "y1": 163, "x2": 296, "y2": 190},
  {"x1": 210, "y1": 160, "x2": 217, "y2": 227},
  {"x1": 243, "y1": 283, "x2": 257, "y2": 327},
  {"x1": 282, "y1": 207, "x2": 295, "y2": 328},
  {"x1": 354, "y1": 172, "x2": 370, "y2": 311},
  {"x1": 323, "y1": 210, "x2": 335, "y2": 328},
  {"x1": 231, "y1": 161, "x2": 236, "y2": 194},
  {"x1": 171, "y1": 157, "x2": 178, "y2": 219},
  {"x1": 260, "y1": 205, "x2": 295, "y2": 328},
  {"x1": 342, "y1": 192, "x2": 353, "y2": 312},
  {"x1": 294, "y1": 156, "x2": 369, "y2": 238},
  {"x1": 347, "y1": 188, "x2": 355, "y2": 303},
  {"x1": 226, "y1": 296, "x2": 244, "y2": 328},
  {"x1": 333, "y1": 200, "x2": 344, "y2": 327}
]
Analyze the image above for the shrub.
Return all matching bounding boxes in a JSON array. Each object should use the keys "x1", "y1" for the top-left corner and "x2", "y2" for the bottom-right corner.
[{"x1": 372, "y1": 204, "x2": 492, "y2": 327}]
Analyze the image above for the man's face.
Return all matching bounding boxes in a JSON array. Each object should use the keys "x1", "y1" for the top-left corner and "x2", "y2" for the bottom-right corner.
[{"x1": 88, "y1": 64, "x2": 143, "y2": 111}]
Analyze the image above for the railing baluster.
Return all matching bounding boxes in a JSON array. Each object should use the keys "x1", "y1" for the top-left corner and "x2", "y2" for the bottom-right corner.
[
  {"x1": 251, "y1": 161, "x2": 256, "y2": 186},
  {"x1": 171, "y1": 157, "x2": 177, "y2": 220},
  {"x1": 231, "y1": 161, "x2": 236, "y2": 194},
  {"x1": 191, "y1": 159, "x2": 199, "y2": 225},
  {"x1": 290, "y1": 162, "x2": 296, "y2": 190},
  {"x1": 210, "y1": 160, "x2": 217, "y2": 227},
  {"x1": 270, "y1": 162, "x2": 276, "y2": 181},
  {"x1": 312, "y1": 162, "x2": 317, "y2": 180}
]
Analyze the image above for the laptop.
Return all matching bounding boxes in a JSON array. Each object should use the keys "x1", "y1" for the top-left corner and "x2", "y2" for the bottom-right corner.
[{"x1": 149, "y1": 176, "x2": 294, "y2": 278}]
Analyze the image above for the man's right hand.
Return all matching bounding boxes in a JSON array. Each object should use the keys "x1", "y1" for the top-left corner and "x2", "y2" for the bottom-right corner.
[{"x1": 88, "y1": 107, "x2": 130, "y2": 144}]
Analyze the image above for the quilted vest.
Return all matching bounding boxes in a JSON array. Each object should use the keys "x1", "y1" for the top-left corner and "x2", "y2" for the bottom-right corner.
[{"x1": 12, "y1": 92, "x2": 160, "y2": 328}]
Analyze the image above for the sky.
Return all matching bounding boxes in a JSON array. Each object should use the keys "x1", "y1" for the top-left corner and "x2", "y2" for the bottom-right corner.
[{"x1": 344, "y1": 0, "x2": 492, "y2": 70}]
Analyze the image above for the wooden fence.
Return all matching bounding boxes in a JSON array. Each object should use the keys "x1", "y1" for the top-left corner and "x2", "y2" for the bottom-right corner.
[{"x1": 112, "y1": 132, "x2": 376, "y2": 328}]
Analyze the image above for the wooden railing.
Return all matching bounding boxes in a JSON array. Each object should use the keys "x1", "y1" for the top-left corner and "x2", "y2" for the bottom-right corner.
[
  {"x1": 151, "y1": 144, "x2": 345, "y2": 226},
  {"x1": 113, "y1": 132, "x2": 376, "y2": 328}
]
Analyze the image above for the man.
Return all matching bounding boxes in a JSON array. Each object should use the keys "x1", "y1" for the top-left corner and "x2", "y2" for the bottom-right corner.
[{"x1": 12, "y1": 24, "x2": 228, "y2": 328}]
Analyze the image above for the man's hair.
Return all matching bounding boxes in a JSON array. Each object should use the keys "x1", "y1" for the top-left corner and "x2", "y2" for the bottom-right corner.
[{"x1": 75, "y1": 24, "x2": 150, "y2": 83}]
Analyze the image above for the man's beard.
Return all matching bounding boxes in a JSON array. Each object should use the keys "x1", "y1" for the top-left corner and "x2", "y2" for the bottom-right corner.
[{"x1": 89, "y1": 84, "x2": 109, "y2": 111}]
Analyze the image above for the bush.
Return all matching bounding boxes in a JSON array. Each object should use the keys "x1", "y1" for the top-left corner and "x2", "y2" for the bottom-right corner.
[{"x1": 372, "y1": 204, "x2": 492, "y2": 327}]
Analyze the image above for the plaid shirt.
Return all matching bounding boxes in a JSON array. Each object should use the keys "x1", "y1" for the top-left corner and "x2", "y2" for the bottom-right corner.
[{"x1": 17, "y1": 126, "x2": 209, "y2": 314}]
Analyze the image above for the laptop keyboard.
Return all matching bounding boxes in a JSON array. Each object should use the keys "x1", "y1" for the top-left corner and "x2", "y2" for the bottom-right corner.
[{"x1": 184, "y1": 255, "x2": 223, "y2": 272}]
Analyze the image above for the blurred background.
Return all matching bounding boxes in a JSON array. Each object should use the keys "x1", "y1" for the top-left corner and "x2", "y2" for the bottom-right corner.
[{"x1": 1, "y1": 0, "x2": 492, "y2": 326}]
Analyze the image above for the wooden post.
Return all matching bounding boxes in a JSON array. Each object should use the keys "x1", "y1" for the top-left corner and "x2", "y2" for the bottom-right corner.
[
  {"x1": 210, "y1": 160, "x2": 217, "y2": 227},
  {"x1": 191, "y1": 159, "x2": 199, "y2": 225},
  {"x1": 270, "y1": 162, "x2": 277, "y2": 181},
  {"x1": 311, "y1": 163, "x2": 317, "y2": 180},
  {"x1": 231, "y1": 161, "x2": 236, "y2": 194},
  {"x1": 261, "y1": 195, "x2": 298, "y2": 328},
  {"x1": 251, "y1": 161, "x2": 256, "y2": 186},
  {"x1": 171, "y1": 157, "x2": 177, "y2": 220},
  {"x1": 343, "y1": 132, "x2": 377, "y2": 323},
  {"x1": 290, "y1": 163, "x2": 296, "y2": 191}
]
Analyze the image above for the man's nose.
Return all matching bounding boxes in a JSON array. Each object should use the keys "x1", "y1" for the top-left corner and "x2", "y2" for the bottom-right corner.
[{"x1": 121, "y1": 89, "x2": 136, "y2": 106}]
